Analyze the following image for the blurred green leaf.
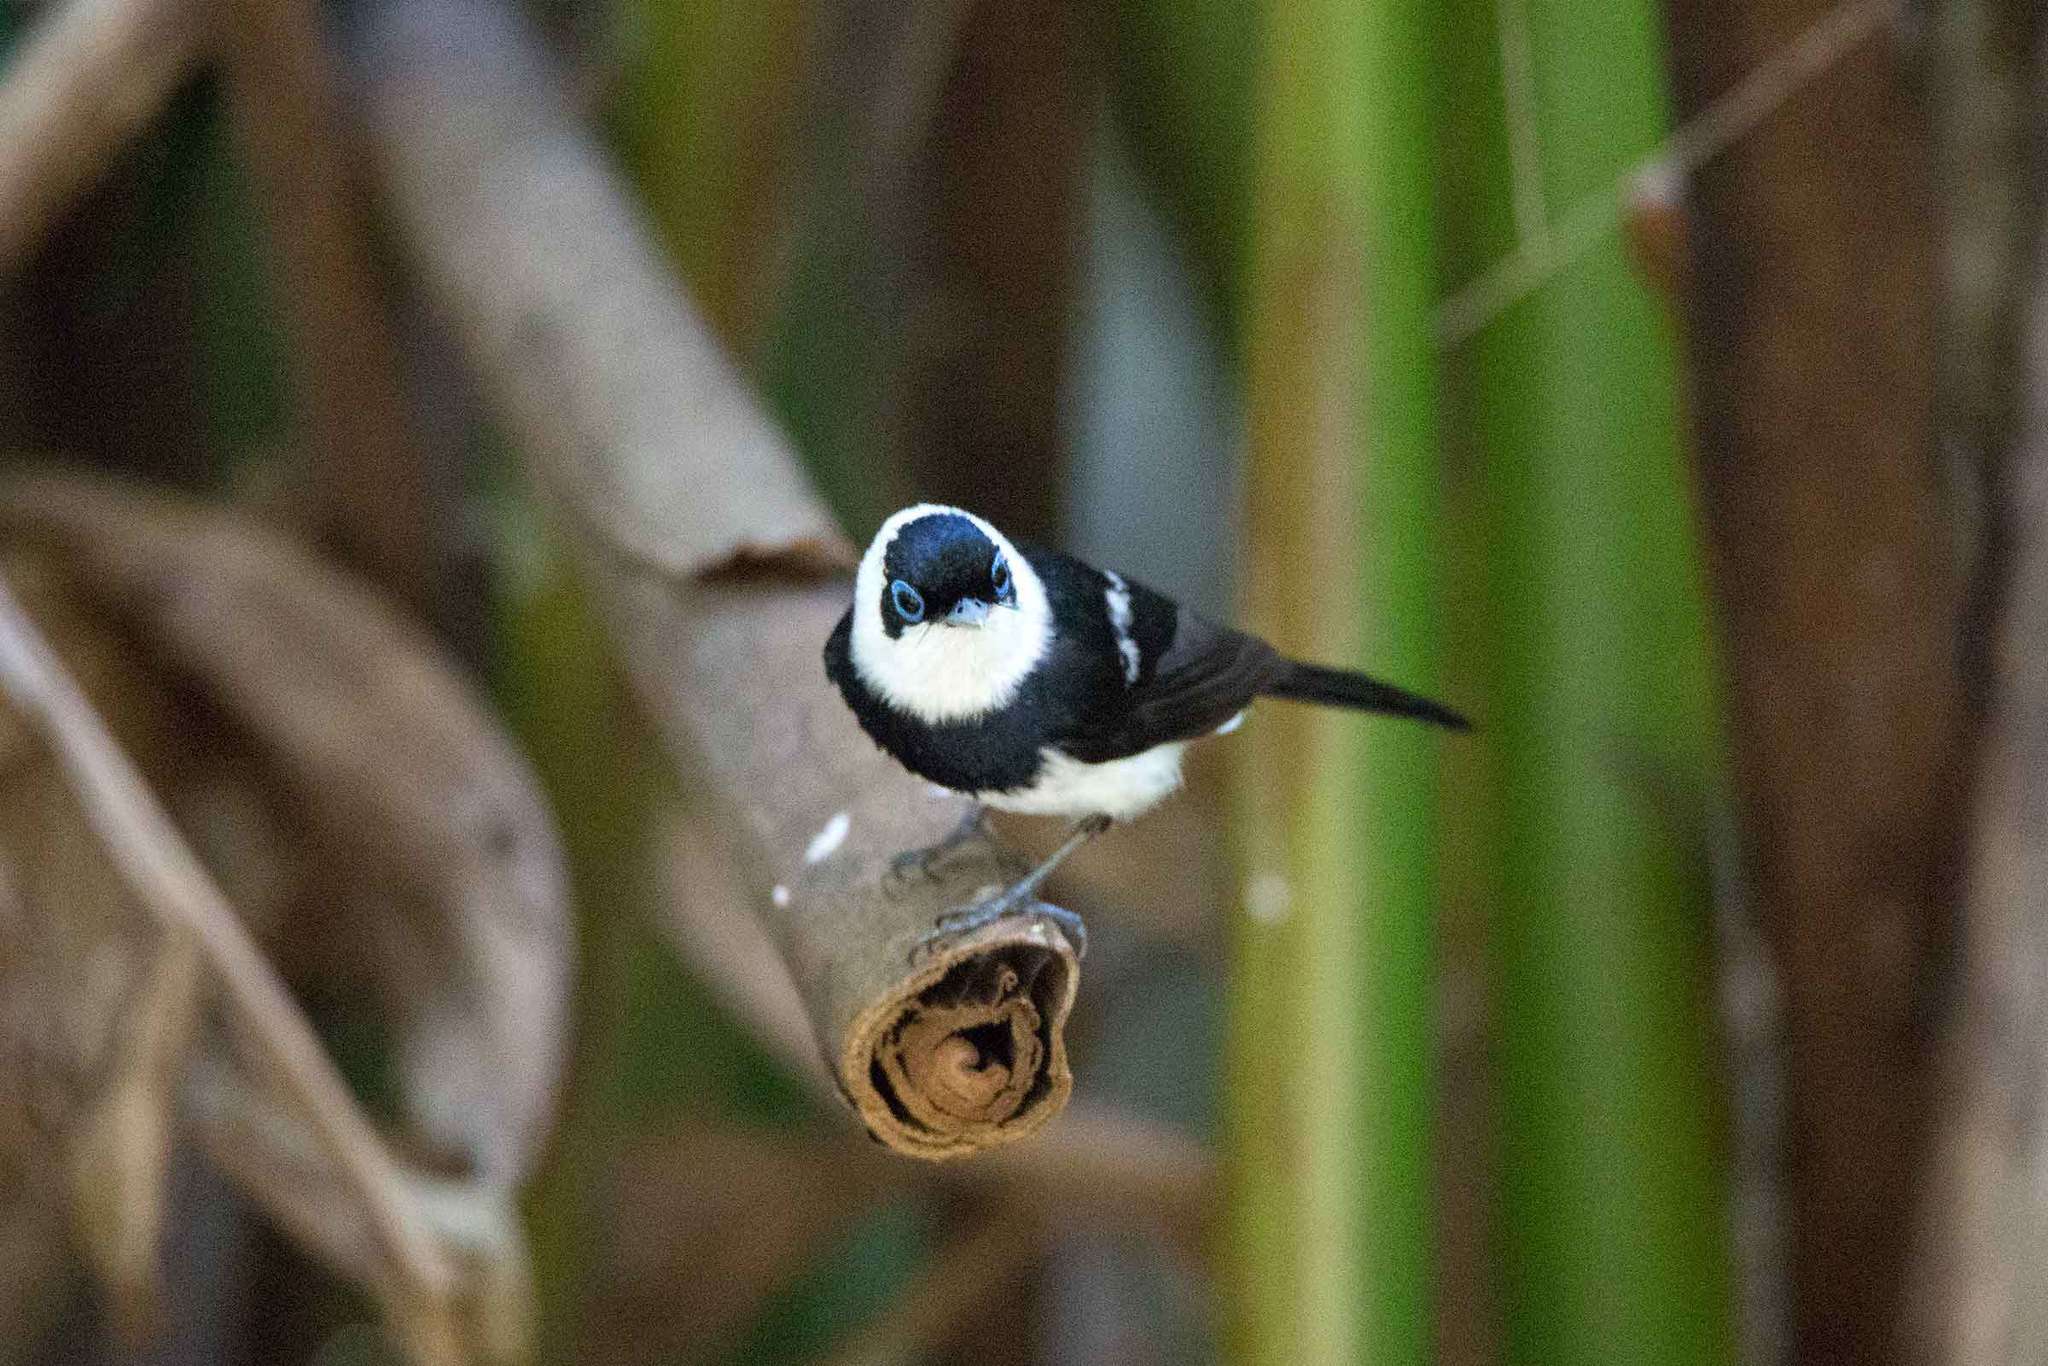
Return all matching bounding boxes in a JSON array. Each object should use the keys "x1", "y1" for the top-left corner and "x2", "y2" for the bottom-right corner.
[
  {"x1": 1436, "y1": 0, "x2": 1736, "y2": 1358},
  {"x1": 1102, "y1": 0, "x2": 1257, "y2": 341},
  {"x1": 188, "y1": 83, "x2": 290, "y2": 472},
  {"x1": 718, "y1": 1196, "x2": 932, "y2": 1366}
]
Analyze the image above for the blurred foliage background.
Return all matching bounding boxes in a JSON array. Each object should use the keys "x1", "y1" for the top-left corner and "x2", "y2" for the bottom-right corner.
[{"x1": 0, "y1": 0, "x2": 2040, "y2": 1363}]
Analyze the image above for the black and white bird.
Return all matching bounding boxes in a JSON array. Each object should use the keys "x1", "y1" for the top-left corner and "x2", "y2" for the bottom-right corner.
[{"x1": 823, "y1": 504, "x2": 1467, "y2": 953}]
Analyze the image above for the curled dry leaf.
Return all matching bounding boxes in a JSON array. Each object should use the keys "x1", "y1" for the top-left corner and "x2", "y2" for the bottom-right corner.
[
  {"x1": 0, "y1": 473, "x2": 575, "y2": 1362},
  {"x1": 186, "y1": 1055, "x2": 531, "y2": 1364},
  {"x1": 661, "y1": 765, "x2": 1079, "y2": 1160},
  {"x1": 654, "y1": 800, "x2": 1212, "y2": 1221},
  {"x1": 65, "y1": 925, "x2": 202, "y2": 1337},
  {"x1": 0, "y1": 0, "x2": 204, "y2": 280},
  {"x1": 866, "y1": 937, "x2": 1074, "y2": 1157},
  {"x1": 1, "y1": 471, "x2": 572, "y2": 1185}
]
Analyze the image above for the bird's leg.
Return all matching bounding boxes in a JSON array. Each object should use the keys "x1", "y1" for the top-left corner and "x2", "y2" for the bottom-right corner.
[
  {"x1": 911, "y1": 814, "x2": 1111, "y2": 963},
  {"x1": 985, "y1": 813, "x2": 1111, "y2": 909},
  {"x1": 887, "y1": 802, "x2": 991, "y2": 887}
]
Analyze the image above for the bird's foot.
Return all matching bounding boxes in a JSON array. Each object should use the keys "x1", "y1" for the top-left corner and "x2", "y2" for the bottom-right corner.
[
  {"x1": 910, "y1": 886, "x2": 1088, "y2": 965},
  {"x1": 905, "y1": 813, "x2": 1108, "y2": 965},
  {"x1": 884, "y1": 804, "x2": 991, "y2": 890}
]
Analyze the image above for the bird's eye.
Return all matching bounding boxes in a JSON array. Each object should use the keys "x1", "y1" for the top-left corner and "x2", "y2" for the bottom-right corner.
[
  {"x1": 890, "y1": 579, "x2": 926, "y2": 622},
  {"x1": 991, "y1": 551, "x2": 1012, "y2": 597}
]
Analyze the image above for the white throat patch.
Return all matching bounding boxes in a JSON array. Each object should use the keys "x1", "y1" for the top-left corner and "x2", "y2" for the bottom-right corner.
[{"x1": 849, "y1": 503, "x2": 1052, "y2": 723}]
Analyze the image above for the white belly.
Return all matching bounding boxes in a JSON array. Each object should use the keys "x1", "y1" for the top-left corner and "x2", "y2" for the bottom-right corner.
[{"x1": 980, "y1": 743, "x2": 1187, "y2": 822}]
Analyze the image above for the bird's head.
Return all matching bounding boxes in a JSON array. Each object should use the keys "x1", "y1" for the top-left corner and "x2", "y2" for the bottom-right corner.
[
  {"x1": 877, "y1": 508, "x2": 1017, "y2": 634},
  {"x1": 849, "y1": 504, "x2": 1051, "y2": 721}
]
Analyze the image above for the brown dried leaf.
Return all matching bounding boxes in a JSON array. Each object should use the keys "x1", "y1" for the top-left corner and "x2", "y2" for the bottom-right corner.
[
  {"x1": 647, "y1": 581, "x2": 1080, "y2": 1158},
  {"x1": 0, "y1": 0, "x2": 203, "y2": 279},
  {"x1": 0, "y1": 502, "x2": 556, "y2": 1364},
  {"x1": 66, "y1": 924, "x2": 201, "y2": 1337},
  {"x1": 187, "y1": 1055, "x2": 530, "y2": 1363},
  {"x1": 878, "y1": 953, "x2": 1058, "y2": 1140},
  {"x1": 1, "y1": 472, "x2": 573, "y2": 1184},
  {"x1": 0, "y1": 550, "x2": 203, "y2": 1336},
  {"x1": 655, "y1": 800, "x2": 1214, "y2": 1225}
]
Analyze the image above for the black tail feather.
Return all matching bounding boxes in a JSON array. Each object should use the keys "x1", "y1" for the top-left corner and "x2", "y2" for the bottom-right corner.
[{"x1": 1262, "y1": 662, "x2": 1471, "y2": 731}]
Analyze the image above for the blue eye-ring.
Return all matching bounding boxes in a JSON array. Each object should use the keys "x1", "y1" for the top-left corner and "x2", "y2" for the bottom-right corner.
[
  {"x1": 891, "y1": 579, "x2": 926, "y2": 622},
  {"x1": 991, "y1": 551, "x2": 1012, "y2": 598}
]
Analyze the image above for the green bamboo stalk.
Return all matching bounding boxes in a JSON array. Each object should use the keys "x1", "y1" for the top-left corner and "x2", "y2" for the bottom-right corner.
[
  {"x1": 1436, "y1": 0, "x2": 1734, "y2": 1358},
  {"x1": 1222, "y1": 0, "x2": 1443, "y2": 1361}
]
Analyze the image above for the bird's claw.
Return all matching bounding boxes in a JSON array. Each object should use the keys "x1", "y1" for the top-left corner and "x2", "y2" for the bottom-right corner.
[
  {"x1": 883, "y1": 807, "x2": 991, "y2": 894},
  {"x1": 907, "y1": 894, "x2": 1088, "y2": 965},
  {"x1": 886, "y1": 841, "x2": 981, "y2": 894},
  {"x1": 887, "y1": 845, "x2": 939, "y2": 887}
]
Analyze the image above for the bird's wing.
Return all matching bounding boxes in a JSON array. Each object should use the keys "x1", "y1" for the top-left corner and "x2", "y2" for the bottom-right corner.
[{"x1": 1056, "y1": 602, "x2": 1283, "y2": 763}]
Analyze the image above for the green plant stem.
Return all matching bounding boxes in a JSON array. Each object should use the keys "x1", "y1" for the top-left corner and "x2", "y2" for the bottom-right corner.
[
  {"x1": 1222, "y1": 1, "x2": 1443, "y2": 1362},
  {"x1": 1436, "y1": 0, "x2": 1735, "y2": 1358}
]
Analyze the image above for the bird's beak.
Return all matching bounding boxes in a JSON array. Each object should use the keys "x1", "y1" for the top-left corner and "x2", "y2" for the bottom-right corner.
[{"x1": 943, "y1": 597, "x2": 992, "y2": 628}]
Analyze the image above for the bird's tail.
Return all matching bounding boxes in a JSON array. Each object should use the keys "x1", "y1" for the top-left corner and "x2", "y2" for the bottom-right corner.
[{"x1": 1262, "y1": 662, "x2": 1470, "y2": 731}]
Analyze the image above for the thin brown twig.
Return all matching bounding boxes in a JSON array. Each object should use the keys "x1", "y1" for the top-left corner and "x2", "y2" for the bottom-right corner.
[
  {"x1": 1433, "y1": 0, "x2": 1903, "y2": 345},
  {"x1": 0, "y1": 0, "x2": 201, "y2": 278},
  {"x1": 0, "y1": 574, "x2": 456, "y2": 1311}
]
